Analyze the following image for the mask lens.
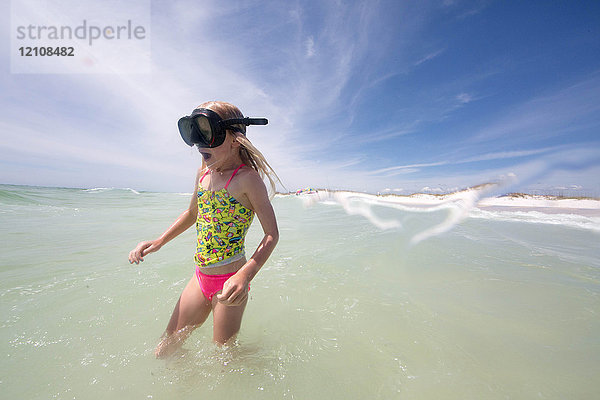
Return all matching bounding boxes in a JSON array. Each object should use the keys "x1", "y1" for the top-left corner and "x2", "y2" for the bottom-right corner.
[
  {"x1": 177, "y1": 118, "x2": 195, "y2": 146},
  {"x1": 195, "y1": 116, "x2": 213, "y2": 144}
]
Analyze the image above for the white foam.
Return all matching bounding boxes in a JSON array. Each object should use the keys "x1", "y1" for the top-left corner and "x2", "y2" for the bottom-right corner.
[
  {"x1": 330, "y1": 192, "x2": 402, "y2": 230},
  {"x1": 470, "y1": 209, "x2": 600, "y2": 232},
  {"x1": 83, "y1": 187, "x2": 140, "y2": 195},
  {"x1": 479, "y1": 195, "x2": 600, "y2": 210}
]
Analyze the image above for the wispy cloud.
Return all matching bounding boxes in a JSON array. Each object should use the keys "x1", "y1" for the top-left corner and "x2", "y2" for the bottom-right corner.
[
  {"x1": 471, "y1": 73, "x2": 600, "y2": 144},
  {"x1": 459, "y1": 147, "x2": 557, "y2": 163},
  {"x1": 2, "y1": 0, "x2": 299, "y2": 190},
  {"x1": 414, "y1": 48, "x2": 445, "y2": 67},
  {"x1": 305, "y1": 36, "x2": 315, "y2": 58},
  {"x1": 456, "y1": 92, "x2": 473, "y2": 104},
  {"x1": 2, "y1": 1, "x2": 598, "y2": 194},
  {"x1": 370, "y1": 146, "x2": 563, "y2": 177},
  {"x1": 372, "y1": 161, "x2": 448, "y2": 175}
]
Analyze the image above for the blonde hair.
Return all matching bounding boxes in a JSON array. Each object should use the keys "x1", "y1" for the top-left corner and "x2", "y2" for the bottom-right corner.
[{"x1": 195, "y1": 101, "x2": 282, "y2": 196}]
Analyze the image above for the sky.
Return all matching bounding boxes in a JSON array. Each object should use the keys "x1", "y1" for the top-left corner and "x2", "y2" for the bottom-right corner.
[{"x1": 1, "y1": 0, "x2": 599, "y2": 195}]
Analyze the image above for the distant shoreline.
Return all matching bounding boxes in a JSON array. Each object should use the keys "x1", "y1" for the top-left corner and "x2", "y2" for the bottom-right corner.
[
  {"x1": 2, "y1": 183, "x2": 599, "y2": 207},
  {"x1": 282, "y1": 189, "x2": 600, "y2": 201},
  {"x1": 281, "y1": 187, "x2": 600, "y2": 202}
]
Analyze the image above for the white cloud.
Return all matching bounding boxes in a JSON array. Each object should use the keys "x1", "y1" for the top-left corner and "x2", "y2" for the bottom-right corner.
[
  {"x1": 459, "y1": 147, "x2": 557, "y2": 163},
  {"x1": 421, "y1": 186, "x2": 444, "y2": 193},
  {"x1": 456, "y1": 92, "x2": 473, "y2": 104},
  {"x1": 471, "y1": 74, "x2": 600, "y2": 144},
  {"x1": 372, "y1": 161, "x2": 447, "y2": 175},
  {"x1": 414, "y1": 48, "x2": 445, "y2": 66},
  {"x1": 370, "y1": 145, "x2": 565, "y2": 178},
  {"x1": 2, "y1": 1, "x2": 599, "y2": 196},
  {"x1": 305, "y1": 36, "x2": 315, "y2": 58},
  {"x1": 381, "y1": 188, "x2": 404, "y2": 193}
]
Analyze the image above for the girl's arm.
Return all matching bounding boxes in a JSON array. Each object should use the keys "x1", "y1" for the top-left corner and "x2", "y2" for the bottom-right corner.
[
  {"x1": 217, "y1": 172, "x2": 279, "y2": 305},
  {"x1": 128, "y1": 168, "x2": 201, "y2": 264}
]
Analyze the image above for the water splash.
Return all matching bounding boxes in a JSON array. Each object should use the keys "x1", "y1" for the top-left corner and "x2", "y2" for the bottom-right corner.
[
  {"x1": 304, "y1": 191, "x2": 402, "y2": 230},
  {"x1": 301, "y1": 181, "x2": 504, "y2": 245},
  {"x1": 301, "y1": 149, "x2": 600, "y2": 244}
]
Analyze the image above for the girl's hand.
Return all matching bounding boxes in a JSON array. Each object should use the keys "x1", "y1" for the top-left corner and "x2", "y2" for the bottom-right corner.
[
  {"x1": 128, "y1": 240, "x2": 162, "y2": 264},
  {"x1": 216, "y1": 273, "x2": 249, "y2": 306}
]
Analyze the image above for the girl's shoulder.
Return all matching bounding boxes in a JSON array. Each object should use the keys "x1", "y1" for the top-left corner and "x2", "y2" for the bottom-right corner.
[
  {"x1": 238, "y1": 164, "x2": 259, "y2": 178},
  {"x1": 233, "y1": 166, "x2": 266, "y2": 192}
]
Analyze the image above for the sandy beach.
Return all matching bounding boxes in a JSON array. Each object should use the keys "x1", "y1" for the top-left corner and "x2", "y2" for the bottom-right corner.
[{"x1": 477, "y1": 195, "x2": 600, "y2": 216}]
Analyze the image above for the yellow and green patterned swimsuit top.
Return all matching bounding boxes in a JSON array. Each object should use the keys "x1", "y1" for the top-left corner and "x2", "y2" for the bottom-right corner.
[{"x1": 194, "y1": 164, "x2": 255, "y2": 268}]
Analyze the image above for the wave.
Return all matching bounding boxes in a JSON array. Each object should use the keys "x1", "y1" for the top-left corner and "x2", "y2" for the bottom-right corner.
[
  {"x1": 0, "y1": 188, "x2": 39, "y2": 205},
  {"x1": 470, "y1": 209, "x2": 600, "y2": 232},
  {"x1": 0, "y1": 185, "x2": 145, "y2": 210},
  {"x1": 82, "y1": 187, "x2": 141, "y2": 195}
]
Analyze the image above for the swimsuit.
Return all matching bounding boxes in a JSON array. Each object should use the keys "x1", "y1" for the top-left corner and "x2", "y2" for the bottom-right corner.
[
  {"x1": 196, "y1": 269, "x2": 248, "y2": 302},
  {"x1": 195, "y1": 164, "x2": 255, "y2": 268},
  {"x1": 194, "y1": 164, "x2": 254, "y2": 299}
]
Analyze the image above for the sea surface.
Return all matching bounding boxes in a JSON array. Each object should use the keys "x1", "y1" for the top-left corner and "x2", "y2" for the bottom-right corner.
[{"x1": 1, "y1": 184, "x2": 599, "y2": 399}]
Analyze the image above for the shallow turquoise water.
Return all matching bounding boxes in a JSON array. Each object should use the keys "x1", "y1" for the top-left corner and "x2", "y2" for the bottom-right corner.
[{"x1": 1, "y1": 185, "x2": 599, "y2": 399}]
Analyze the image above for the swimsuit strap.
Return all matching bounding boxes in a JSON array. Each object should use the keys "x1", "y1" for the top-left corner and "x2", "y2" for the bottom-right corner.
[
  {"x1": 225, "y1": 164, "x2": 246, "y2": 189},
  {"x1": 199, "y1": 169, "x2": 210, "y2": 183}
]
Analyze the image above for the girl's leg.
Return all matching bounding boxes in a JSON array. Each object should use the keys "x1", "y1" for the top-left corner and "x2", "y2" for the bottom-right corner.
[
  {"x1": 211, "y1": 296, "x2": 248, "y2": 345},
  {"x1": 155, "y1": 275, "x2": 212, "y2": 358}
]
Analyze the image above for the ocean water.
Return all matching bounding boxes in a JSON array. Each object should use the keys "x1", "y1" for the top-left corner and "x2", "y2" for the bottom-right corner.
[{"x1": 1, "y1": 184, "x2": 599, "y2": 399}]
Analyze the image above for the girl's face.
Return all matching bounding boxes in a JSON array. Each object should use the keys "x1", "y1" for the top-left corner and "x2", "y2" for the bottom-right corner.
[{"x1": 198, "y1": 132, "x2": 240, "y2": 169}]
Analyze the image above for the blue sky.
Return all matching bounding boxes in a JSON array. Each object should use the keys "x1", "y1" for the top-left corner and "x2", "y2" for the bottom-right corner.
[{"x1": 1, "y1": 0, "x2": 599, "y2": 195}]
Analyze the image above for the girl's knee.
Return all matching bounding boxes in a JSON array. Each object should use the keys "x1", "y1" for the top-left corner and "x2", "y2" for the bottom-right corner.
[
  {"x1": 213, "y1": 330, "x2": 238, "y2": 346},
  {"x1": 155, "y1": 324, "x2": 198, "y2": 358}
]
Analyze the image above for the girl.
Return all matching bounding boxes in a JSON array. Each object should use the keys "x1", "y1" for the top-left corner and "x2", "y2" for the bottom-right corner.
[{"x1": 128, "y1": 101, "x2": 279, "y2": 358}]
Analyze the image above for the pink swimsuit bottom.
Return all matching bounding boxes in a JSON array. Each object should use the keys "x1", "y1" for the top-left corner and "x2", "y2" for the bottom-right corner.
[{"x1": 195, "y1": 267, "x2": 250, "y2": 301}]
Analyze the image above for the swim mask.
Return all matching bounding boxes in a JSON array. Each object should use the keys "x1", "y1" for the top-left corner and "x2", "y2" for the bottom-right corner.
[{"x1": 178, "y1": 108, "x2": 268, "y2": 148}]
